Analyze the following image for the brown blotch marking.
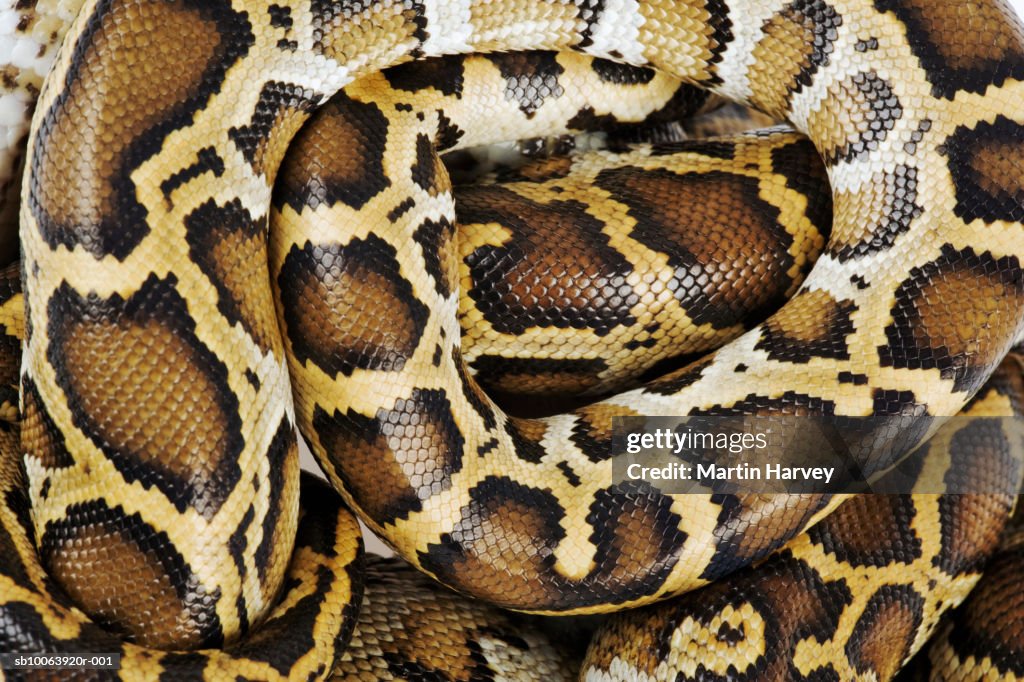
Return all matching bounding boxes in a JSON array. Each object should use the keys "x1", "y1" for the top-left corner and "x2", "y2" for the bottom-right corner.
[
  {"x1": 40, "y1": 500, "x2": 222, "y2": 650},
  {"x1": 30, "y1": 0, "x2": 253, "y2": 259},
  {"x1": 570, "y1": 403, "x2": 643, "y2": 463},
  {"x1": 595, "y1": 167, "x2": 794, "y2": 331},
  {"x1": 945, "y1": 539, "x2": 1024, "y2": 676},
  {"x1": 756, "y1": 290, "x2": 857, "y2": 363},
  {"x1": 584, "y1": 483, "x2": 687, "y2": 605},
  {"x1": 274, "y1": 91, "x2": 390, "y2": 212},
  {"x1": 748, "y1": 0, "x2": 841, "y2": 118},
  {"x1": 845, "y1": 584, "x2": 924, "y2": 679},
  {"x1": 809, "y1": 495, "x2": 921, "y2": 567},
  {"x1": 874, "y1": 0, "x2": 1024, "y2": 99},
  {"x1": 314, "y1": 389, "x2": 463, "y2": 525},
  {"x1": 583, "y1": 608, "x2": 665, "y2": 677},
  {"x1": 879, "y1": 245, "x2": 1024, "y2": 394},
  {"x1": 943, "y1": 116, "x2": 1024, "y2": 224},
  {"x1": 934, "y1": 417, "x2": 1018, "y2": 575},
  {"x1": 228, "y1": 81, "x2": 319, "y2": 179},
  {"x1": 460, "y1": 185, "x2": 638, "y2": 336},
  {"x1": 806, "y1": 70, "x2": 902, "y2": 165},
  {"x1": 315, "y1": 406, "x2": 423, "y2": 524},
  {"x1": 45, "y1": 275, "x2": 242, "y2": 518},
  {"x1": 277, "y1": 236, "x2": 429, "y2": 378},
  {"x1": 184, "y1": 199, "x2": 278, "y2": 351},
  {"x1": 701, "y1": 494, "x2": 832, "y2": 580},
  {"x1": 936, "y1": 492, "x2": 1015, "y2": 577},
  {"x1": 418, "y1": 477, "x2": 567, "y2": 610},
  {"x1": 20, "y1": 376, "x2": 73, "y2": 469}
]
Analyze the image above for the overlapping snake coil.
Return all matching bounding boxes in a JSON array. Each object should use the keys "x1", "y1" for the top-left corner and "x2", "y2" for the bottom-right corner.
[{"x1": 1, "y1": 0, "x2": 1024, "y2": 680}]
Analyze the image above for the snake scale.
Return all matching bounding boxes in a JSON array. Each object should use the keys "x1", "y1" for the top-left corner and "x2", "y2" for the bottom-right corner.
[{"x1": 0, "y1": 0, "x2": 1023, "y2": 680}]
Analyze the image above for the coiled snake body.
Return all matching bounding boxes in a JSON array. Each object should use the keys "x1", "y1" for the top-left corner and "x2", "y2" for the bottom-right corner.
[{"x1": 2, "y1": 0, "x2": 1024, "y2": 679}]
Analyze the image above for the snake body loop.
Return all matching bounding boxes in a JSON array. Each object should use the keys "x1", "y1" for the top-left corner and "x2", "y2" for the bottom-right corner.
[{"x1": 0, "y1": 0, "x2": 1021, "y2": 678}]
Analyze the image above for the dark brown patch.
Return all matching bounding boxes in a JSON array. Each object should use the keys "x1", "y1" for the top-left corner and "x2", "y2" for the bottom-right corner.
[
  {"x1": 596, "y1": 167, "x2": 794, "y2": 331},
  {"x1": 40, "y1": 499, "x2": 223, "y2": 649},
  {"x1": 28, "y1": 0, "x2": 253, "y2": 260},
  {"x1": 412, "y1": 216, "x2": 456, "y2": 297},
  {"x1": 45, "y1": 275, "x2": 242, "y2": 518},
  {"x1": 590, "y1": 58, "x2": 655, "y2": 84},
  {"x1": 383, "y1": 55, "x2": 466, "y2": 97},
  {"x1": 643, "y1": 355, "x2": 714, "y2": 397},
  {"x1": 944, "y1": 538, "x2": 1024, "y2": 677},
  {"x1": 701, "y1": 494, "x2": 832, "y2": 580},
  {"x1": 878, "y1": 245, "x2": 1024, "y2": 394},
  {"x1": 418, "y1": 476, "x2": 568, "y2": 608},
  {"x1": 595, "y1": 552, "x2": 851, "y2": 681},
  {"x1": 756, "y1": 290, "x2": 857, "y2": 363},
  {"x1": 314, "y1": 389, "x2": 463, "y2": 525},
  {"x1": 435, "y1": 110, "x2": 465, "y2": 151},
  {"x1": 274, "y1": 91, "x2": 390, "y2": 212},
  {"x1": 255, "y1": 418, "x2": 299, "y2": 592},
  {"x1": 184, "y1": 199, "x2": 277, "y2": 351},
  {"x1": 504, "y1": 418, "x2": 547, "y2": 464},
  {"x1": 845, "y1": 584, "x2": 924, "y2": 679},
  {"x1": 411, "y1": 133, "x2": 444, "y2": 195},
  {"x1": 581, "y1": 482, "x2": 687, "y2": 605},
  {"x1": 460, "y1": 185, "x2": 637, "y2": 336},
  {"x1": 452, "y1": 348, "x2": 497, "y2": 431},
  {"x1": 933, "y1": 419, "x2": 1018, "y2": 575},
  {"x1": 874, "y1": 0, "x2": 1024, "y2": 99},
  {"x1": 809, "y1": 495, "x2": 921, "y2": 567},
  {"x1": 277, "y1": 236, "x2": 429, "y2": 378},
  {"x1": 470, "y1": 356, "x2": 608, "y2": 398},
  {"x1": 943, "y1": 115, "x2": 1024, "y2": 224}
]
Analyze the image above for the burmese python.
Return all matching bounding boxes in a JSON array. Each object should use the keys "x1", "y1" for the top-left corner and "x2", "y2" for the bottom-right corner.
[{"x1": 1, "y1": 0, "x2": 1023, "y2": 680}]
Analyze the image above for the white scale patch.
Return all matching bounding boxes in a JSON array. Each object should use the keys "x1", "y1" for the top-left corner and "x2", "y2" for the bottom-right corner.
[
  {"x1": 579, "y1": 0, "x2": 647, "y2": 65},
  {"x1": 420, "y1": 0, "x2": 474, "y2": 56}
]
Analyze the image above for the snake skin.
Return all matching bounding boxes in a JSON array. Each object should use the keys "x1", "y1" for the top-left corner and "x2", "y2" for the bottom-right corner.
[
  {"x1": 896, "y1": 502, "x2": 1024, "y2": 682},
  {"x1": 0, "y1": 0, "x2": 1021, "y2": 680},
  {"x1": 583, "y1": 355, "x2": 1024, "y2": 680}
]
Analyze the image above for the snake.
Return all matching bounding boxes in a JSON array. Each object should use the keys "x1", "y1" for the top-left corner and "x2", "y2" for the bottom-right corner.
[{"x1": 0, "y1": 0, "x2": 1023, "y2": 680}]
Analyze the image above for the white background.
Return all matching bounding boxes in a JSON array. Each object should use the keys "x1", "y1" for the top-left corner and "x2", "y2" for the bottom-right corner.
[{"x1": 304, "y1": 0, "x2": 1024, "y2": 555}]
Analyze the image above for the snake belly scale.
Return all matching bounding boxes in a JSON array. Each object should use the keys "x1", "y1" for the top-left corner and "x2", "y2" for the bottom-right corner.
[{"x1": 0, "y1": 0, "x2": 1020, "y2": 680}]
